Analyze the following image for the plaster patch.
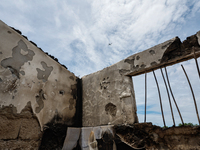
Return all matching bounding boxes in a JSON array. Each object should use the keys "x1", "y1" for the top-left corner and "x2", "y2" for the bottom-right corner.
[
  {"x1": 120, "y1": 88, "x2": 131, "y2": 99},
  {"x1": 136, "y1": 55, "x2": 140, "y2": 60},
  {"x1": 1, "y1": 40, "x2": 35, "y2": 78},
  {"x1": 151, "y1": 61, "x2": 157, "y2": 66},
  {"x1": 100, "y1": 77, "x2": 110, "y2": 90},
  {"x1": 105, "y1": 103, "x2": 117, "y2": 117},
  {"x1": 69, "y1": 98, "x2": 75, "y2": 110},
  {"x1": 69, "y1": 76, "x2": 74, "y2": 80},
  {"x1": 161, "y1": 42, "x2": 172, "y2": 49},
  {"x1": 0, "y1": 68, "x2": 18, "y2": 93},
  {"x1": 119, "y1": 69, "x2": 130, "y2": 75},
  {"x1": 149, "y1": 50, "x2": 155, "y2": 55},
  {"x1": 36, "y1": 61, "x2": 53, "y2": 82},
  {"x1": 35, "y1": 89, "x2": 46, "y2": 113},
  {"x1": 124, "y1": 56, "x2": 140, "y2": 71}
]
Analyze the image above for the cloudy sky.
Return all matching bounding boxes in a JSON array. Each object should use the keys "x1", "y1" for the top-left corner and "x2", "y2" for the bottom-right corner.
[{"x1": 0, "y1": 0, "x2": 200, "y2": 126}]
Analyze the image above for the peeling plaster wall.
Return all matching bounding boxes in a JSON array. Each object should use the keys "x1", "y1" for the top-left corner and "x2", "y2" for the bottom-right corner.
[
  {"x1": 82, "y1": 62, "x2": 138, "y2": 127},
  {"x1": 0, "y1": 20, "x2": 78, "y2": 130}
]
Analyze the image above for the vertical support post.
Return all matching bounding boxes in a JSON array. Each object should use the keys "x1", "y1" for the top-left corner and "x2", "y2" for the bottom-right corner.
[
  {"x1": 160, "y1": 68, "x2": 175, "y2": 126},
  {"x1": 165, "y1": 67, "x2": 184, "y2": 125},
  {"x1": 193, "y1": 49, "x2": 200, "y2": 79},
  {"x1": 144, "y1": 72, "x2": 147, "y2": 123},
  {"x1": 181, "y1": 64, "x2": 200, "y2": 125},
  {"x1": 152, "y1": 70, "x2": 166, "y2": 127}
]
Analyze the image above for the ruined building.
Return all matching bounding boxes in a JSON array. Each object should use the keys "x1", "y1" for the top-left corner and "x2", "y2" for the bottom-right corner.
[{"x1": 0, "y1": 20, "x2": 200, "y2": 150}]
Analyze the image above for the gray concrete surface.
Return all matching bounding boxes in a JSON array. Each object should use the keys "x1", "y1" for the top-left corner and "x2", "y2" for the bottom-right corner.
[{"x1": 82, "y1": 63, "x2": 138, "y2": 127}]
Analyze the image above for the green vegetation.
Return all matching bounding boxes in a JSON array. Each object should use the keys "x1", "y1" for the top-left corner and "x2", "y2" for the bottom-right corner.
[
  {"x1": 162, "y1": 126, "x2": 169, "y2": 129},
  {"x1": 178, "y1": 123, "x2": 198, "y2": 127},
  {"x1": 161, "y1": 123, "x2": 199, "y2": 128}
]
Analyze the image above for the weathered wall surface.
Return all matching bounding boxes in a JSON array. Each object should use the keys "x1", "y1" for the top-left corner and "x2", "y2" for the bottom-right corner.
[
  {"x1": 120, "y1": 31, "x2": 200, "y2": 76},
  {"x1": 0, "y1": 102, "x2": 42, "y2": 150},
  {"x1": 82, "y1": 62, "x2": 138, "y2": 127},
  {"x1": 0, "y1": 20, "x2": 79, "y2": 130}
]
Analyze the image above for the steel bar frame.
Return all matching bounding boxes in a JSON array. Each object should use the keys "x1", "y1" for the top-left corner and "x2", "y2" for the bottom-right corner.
[
  {"x1": 144, "y1": 72, "x2": 147, "y2": 123},
  {"x1": 152, "y1": 70, "x2": 166, "y2": 127},
  {"x1": 193, "y1": 49, "x2": 200, "y2": 79},
  {"x1": 164, "y1": 67, "x2": 184, "y2": 125},
  {"x1": 160, "y1": 68, "x2": 175, "y2": 126},
  {"x1": 181, "y1": 64, "x2": 200, "y2": 125}
]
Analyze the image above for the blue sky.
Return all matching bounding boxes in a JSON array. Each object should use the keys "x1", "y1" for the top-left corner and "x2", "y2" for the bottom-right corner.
[{"x1": 0, "y1": 0, "x2": 200, "y2": 126}]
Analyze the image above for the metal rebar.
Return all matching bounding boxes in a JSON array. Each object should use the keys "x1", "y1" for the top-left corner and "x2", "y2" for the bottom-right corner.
[
  {"x1": 144, "y1": 72, "x2": 147, "y2": 123},
  {"x1": 152, "y1": 70, "x2": 166, "y2": 127},
  {"x1": 193, "y1": 49, "x2": 200, "y2": 79},
  {"x1": 164, "y1": 67, "x2": 184, "y2": 125},
  {"x1": 160, "y1": 68, "x2": 175, "y2": 126},
  {"x1": 181, "y1": 64, "x2": 200, "y2": 125}
]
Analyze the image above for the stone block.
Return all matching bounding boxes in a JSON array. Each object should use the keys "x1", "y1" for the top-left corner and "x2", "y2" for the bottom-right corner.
[
  {"x1": 0, "y1": 116, "x2": 21, "y2": 140},
  {"x1": 0, "y1": 140, "x2": 40, "y2": 150},
  {"x1": 19, "y1": 118, "x2": 42, "y2": 140}
]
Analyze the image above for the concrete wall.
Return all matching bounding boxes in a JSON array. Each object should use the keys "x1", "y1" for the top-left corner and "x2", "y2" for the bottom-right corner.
[
  {"x1": 82, "y1": 62, "x2": 138, "y2": 127},
  {"x1": 0, "y1": 20, "x2": 78, "y2": 131}
]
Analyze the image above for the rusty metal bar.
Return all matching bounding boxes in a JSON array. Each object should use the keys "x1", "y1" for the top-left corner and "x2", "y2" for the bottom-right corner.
[
  {"x1": 144, "y1": 72, "x2": 147, "y2": 123},
  {"x1": 164, "y1": 67, "x2": 184, "y2": 125},
  {"x1": 193, "y1": 49, "x2": 200, "y2": 79},
  {"x1": 160, "y1": 68, "x2": 175, "y2": 126},
  {"x1": 152, "y1": 70, "x2": 166, "y2": 127},
  {"x1": 181, "y1": 64, "x2": 200, "y2": 125}
]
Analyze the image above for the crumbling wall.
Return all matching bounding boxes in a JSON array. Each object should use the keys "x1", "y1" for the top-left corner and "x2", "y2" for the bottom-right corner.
[
  {"x1": 0, "y1": 20, "x2": 80, "y2": 149},
  {"x1": 121, "y1": 31, "x2": 200, "y2": 76},
  {"x1": 62, "y1": 123, "x2": 200, "y2": 150},
  {"x1": 114, "y1": 123, "x2": 200, "y2": 150},
  {"x1": 0, "y1": 102, "x2": 42, "y2": 150}
]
